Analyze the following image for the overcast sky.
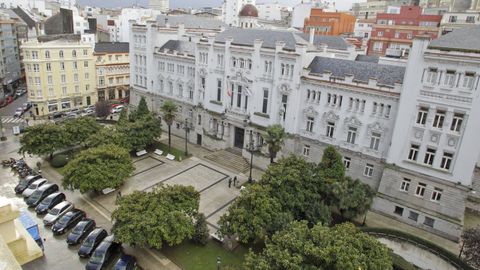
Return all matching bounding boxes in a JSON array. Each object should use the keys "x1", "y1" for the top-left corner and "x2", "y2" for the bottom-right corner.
[{"x1": 77, "y1": 0, "x2": 365, "y2": 11}]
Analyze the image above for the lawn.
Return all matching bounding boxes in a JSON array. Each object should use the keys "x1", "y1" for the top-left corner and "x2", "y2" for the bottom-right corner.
[
  {"x1": 149, "y1": 141, "x2": 190, "y2": 161},
  {"x1": 162, "y1": 240, "x2": 248, "y2": 269}
]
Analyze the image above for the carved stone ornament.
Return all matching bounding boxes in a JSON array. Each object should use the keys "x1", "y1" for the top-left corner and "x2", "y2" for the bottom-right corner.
[
  {"x1": 322, "y1": 110, "x2": 339, "y2": 122},
  {"x1": 303, "y1": 106, "x2": 318, "y2": 117},
  {"x1": 344, "y1": 116, "x2": 362, "y2": 127},
  {"x1": 278, "y1": 84, "x2": 291, "y2": 95},
  {"x1": 448, "y1": 137, "x2": 456, "y2": 147},
  {"x1": 198, "y1": 68, "x2": 207, "y2": 76}
]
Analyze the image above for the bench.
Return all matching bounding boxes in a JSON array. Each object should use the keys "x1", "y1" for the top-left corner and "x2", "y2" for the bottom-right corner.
[
  {"x1": 210, "y1": 231, "x2": 224, "y2": 243},
  {"x1": 102, "y1": 188, "x2": 115, "y2": 195},
  {"x1": 154, "y1": 149, "x2": 164, "y2": 156},
  {"x1": 136, "y1": 150, "x2": 147, "y2": 157},
  {"x1": 166, "y1": 154, "x2": 175, "y2": 161}
]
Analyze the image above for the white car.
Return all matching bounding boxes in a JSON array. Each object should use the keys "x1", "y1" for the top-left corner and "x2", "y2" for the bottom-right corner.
[
  {"x1": 111, "y1": 105, "x2": 125, "y2": 114},
  {"x1": 22, "y1": 178, "x2": 48, "y2": 198},
  {"x1": 14, "y1": 107, "x2": 24, "y2": 117},
  {"x1": 43, "y1": 201, "x2": 74, "y2": 226}
]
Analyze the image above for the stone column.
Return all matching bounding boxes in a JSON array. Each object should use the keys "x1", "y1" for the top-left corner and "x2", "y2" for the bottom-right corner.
[
  {"x1": 209, "y1": 118, "x2": 214, "y2": 133},
  {"x1": 224, "y1": 122, "x2": 230, "y2": 137}
]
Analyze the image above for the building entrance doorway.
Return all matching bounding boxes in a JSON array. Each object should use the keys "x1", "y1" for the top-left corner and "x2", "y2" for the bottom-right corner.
[
  {"x1": 234, "y1": 127, "x2": 245, "y2": 149},
  {"x1": 197, "y1": 134, "x2": 202, "y2": 145}
]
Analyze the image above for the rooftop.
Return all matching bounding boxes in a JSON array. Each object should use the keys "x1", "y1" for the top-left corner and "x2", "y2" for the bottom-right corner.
[
  {"x1": 296, "y1": 33, "x2": 349, "y2": 50},
  {"x1": 428, "y1": 25, "x2": 480, "y2": 53},
  {"x1": 155, "y1": 14, "x2": 227, "y2": 30},
  {"x1": 239, "y1": 4, "x2": 259, "y2": 17},
  {"x1": 158, "y1": 40, "x2": 195, "y2": 56},
  {"x1": 308, "y1": 56, "x2": 405, "y2": 87},
  {"x1": 215, "y1": 28, "x2": 307, "y2": 51},
  {"x1": 94, "y1": 42, "x2": 129, "y2": 53}
]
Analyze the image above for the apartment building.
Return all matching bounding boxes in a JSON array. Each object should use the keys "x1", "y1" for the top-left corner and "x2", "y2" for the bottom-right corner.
[
  {"x1": 22, "y1": 35, "x2": 97, "y2": 116},
  {"x1": 367, "y1": 6, "x2": 442, "y2": 57},
  {"x1": 94, "y1": 42, "x2": 129, "y2": 101},
  {"x1": 439, "y1": 11, "x2": 480, "y2": 35},
  {"x1": 303, "y1": 8, "x2": 356, "y2": 36},
  {"x1": 0, "y1": 19, "x2": 22, "y2": 92}
]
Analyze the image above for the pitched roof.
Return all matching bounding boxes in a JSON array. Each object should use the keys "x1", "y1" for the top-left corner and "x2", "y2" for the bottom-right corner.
[
  {"x1": 355, "y1": 54, "x2": 379, "y2": 63},
  {"x1": 215, "y1": 28, "x2": 307, "y2": 51},
  {"x1": 428, "y1": 26, "x2": 480, "y2": 53},
  {"x1": 308, "y1": 56, "x2": 405, "y2": 87},
  {"x1": 295, "y1": 33, "x2": 349, "y2": 50},
  {"x1": 156, "y1": 14, "x2": 227, "y2": 30},
  {"x1": 94, "y1": 42, "x2": 129, "y2": 53},
  {"x1": 158, "y1": 40, "x2": 195, "y2": 56}
]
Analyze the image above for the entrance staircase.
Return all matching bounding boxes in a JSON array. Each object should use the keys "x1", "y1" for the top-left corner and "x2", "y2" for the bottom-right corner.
[{"x1": 203, "y1": 148, "x2": 250, "y2": 173}]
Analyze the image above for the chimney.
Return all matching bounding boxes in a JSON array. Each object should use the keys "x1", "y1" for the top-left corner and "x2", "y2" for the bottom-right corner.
[{"x1": 309, "y1": 28, "x2": 315, "y2": 44}]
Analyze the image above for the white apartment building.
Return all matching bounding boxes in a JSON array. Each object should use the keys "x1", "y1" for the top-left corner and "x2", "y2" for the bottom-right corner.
[
  {"x1": 130, "y1": 22, "x2": 480, "y2": 242},
  {"x1": 439, "y1": 11, "x2": 480, "y2": 35},
  {"x1": 222, "y1": 0, "x2": 255, "y2": 27},
  {"x1": 256, "y1": 3, "x2": 283, "y2": 21},
  {"x1": 149, "y1": 0, "x2": 169, "y2": 12}
]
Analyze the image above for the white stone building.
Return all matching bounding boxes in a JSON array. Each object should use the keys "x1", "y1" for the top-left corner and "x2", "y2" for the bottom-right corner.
[
  {"x1": 222, "y1": 0, "x2": 255, "y2": 27},
  {"x1": 439, "y1": 11, "x2": 480, "y2": 35},
  {"x1": 256, "y1": 3, "x2": 283, "y2": 21},
  {"x1": 130, "y1": 23, "x2": 480, "y2": 242}
]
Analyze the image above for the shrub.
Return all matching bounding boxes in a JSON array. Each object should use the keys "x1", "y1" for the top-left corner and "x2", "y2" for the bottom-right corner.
[
  {"x1": 51, "y1": 154, "x2": 69, "y2": 168},
  {"x1": 192, "y1": 213, "x2": 209, "y2": 246}
]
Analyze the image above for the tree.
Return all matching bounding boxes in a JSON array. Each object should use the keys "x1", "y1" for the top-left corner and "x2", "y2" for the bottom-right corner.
[
  {"x1": 318, "y1": 145, "x2": 345, "y2": 182},
  {"x1": 462, "y1": 226, "x2": 480, "y2": 268},
  {"x1": 244, "y1": 221, "x2": 392, "y2": 270},
  {"x1": 219, "y1": 185, "x2": 291, "y2": 244},
  {"x1": 95, "y1": 100, "x2": 110, "y2": 118},
  {"x1": 19, "y1": 123, "x2": 68, "y2": 159},
  {"x1": 192, "y1": 213, "x2": 209, "y2": 245},
  {"x1": 160, "y1": 101, "x2": 177, "y2": 151},
  {"x1": 120, "y1": 114, "x2": 161, "y2": 151},
  {"x1": 85, "y1": 126, "x2": 131, "y2": 150},
  {"x1": 112, "y1": 185, "x2": 200, "y2": 249},
  {"x1": 262, "y1": 124, "x2": 286, "y2": 164},
  {"x1": 129, "y1": 96, "x2": 150, "y2": 121},
  {"x1": 336, "y1": 177, "x2": 374, "y2": 219},
  {"x1": 117, "y1": 108, "x2": 129, "y2": 127},
  {"x1": 62, "y1": 145, "x2": 134, "y2": 193},
  {"x1": 63, "y1": 117, "x2": 101, "y2": 146}
]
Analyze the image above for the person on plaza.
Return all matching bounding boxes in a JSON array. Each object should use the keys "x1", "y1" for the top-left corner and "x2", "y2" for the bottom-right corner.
[
  {"x1": 233, "y1": 176, "x2": 237, "y2": 187},
  {"x1": 228, "y1": 178, "x2": 232, "y2": 188}
]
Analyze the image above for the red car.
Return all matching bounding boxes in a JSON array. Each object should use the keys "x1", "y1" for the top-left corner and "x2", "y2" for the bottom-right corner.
[{"x1": 0, "y1": 96, "x2": 13, "y2": 107}]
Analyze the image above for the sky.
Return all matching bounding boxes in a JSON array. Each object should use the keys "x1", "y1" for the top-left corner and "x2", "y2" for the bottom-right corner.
[{"x1": 77, "y1": 0, "x2": 364, "y2": 11}]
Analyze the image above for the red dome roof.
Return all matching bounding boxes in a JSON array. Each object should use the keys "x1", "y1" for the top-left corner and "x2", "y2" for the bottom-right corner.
[{"x1": 239, "y1": 4, "x2": 258, "y2": 17}]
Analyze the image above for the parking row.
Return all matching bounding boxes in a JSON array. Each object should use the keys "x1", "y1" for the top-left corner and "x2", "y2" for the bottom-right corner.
[{"x1": 6, "y1": 160, "x2": 138, "y2": 270}]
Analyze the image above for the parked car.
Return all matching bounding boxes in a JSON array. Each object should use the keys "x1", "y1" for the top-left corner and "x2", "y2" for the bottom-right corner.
[
  {"x1": 43, "y1": 201, "x2": 74, "y2": 226},
  {"x1": 16, "y1": 89, "x2": 27, "y2": 97},
  {"x1": 26, "y1": 183, "x2": 59, "y2": 207},
  {"x1": 52, "y1": 209, "x2": 86, "y2": 235},
  {"x1": 65, "y1": 111, "x2": 78, "y2": 119},
  {"x1": 14, "y1": 175, "x2": 42, "y2": 194},
  {"x1": 111, "y1": 105, "x2": 125, "y2": 114},
  {"x1": 22, "y1": 102, "x2": 32, "y2": 112},
  {"x1": 81, "y1": 108, "x2": 95, "y2": 117},
  {"x1": 52, "y1": 112, "x2": 65, "y2": 119},
  {"x1": 113, "y1": 255, "x2": 138, "y2": 270},
  {"x1": 14, "y1": 107, "x2": 24, "y2": 117},
  {"x1": 35, "y1": 192, "x2": 66, "y2": 215},
  {"x1": 67, "y1": 218, "x2": 96, "y2": 245},
  {"x1": 22, "y1": 178, "x2": 48, "y2": 198},
  {"x1": 86, "y1": 235, "x2": 122, "y2": 270},
  {"x1": 78, "y1": 228, "x2": 108, "y2": 258}
]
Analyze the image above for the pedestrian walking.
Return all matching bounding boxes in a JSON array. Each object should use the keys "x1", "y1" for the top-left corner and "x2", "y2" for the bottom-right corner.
[
  {"x1": 228, "y1": 178, "x2": 232, "y2": 188},
  {"x1": 233, "y1": 176, "x2": 237, "y2": 187},
  {"x1": 116, "y1": 191, "x2": 122, "y2": 202}
]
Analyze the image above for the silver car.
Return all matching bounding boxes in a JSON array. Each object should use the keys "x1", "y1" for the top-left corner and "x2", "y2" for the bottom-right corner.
[
  {"x1": 22, "y1": 178, "x2": 48, "y2": 198},
  {"x1": 43, "y1": 201, "x2": 74, "y2": 226}
]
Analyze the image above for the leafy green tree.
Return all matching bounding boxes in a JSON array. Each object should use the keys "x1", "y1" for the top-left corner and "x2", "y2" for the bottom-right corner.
[
  {"x1": 62, "y1": 145, "x2": 134, "y2": 193},
  {"x1": 262, "y1": 124, "x2": 286, "y2": 164},
  {"x1": 337, "y1": 177, "x2": 374, "y2": 219},
  {"x1": 120, "y1": 114, "x2": 161, "y2": 151},
  {"x1": 160, "y1": 100, "x2": 177, "y2": 151},
  {"x1": 192, "y1": 213, "x2": 209, "y2": 246},
  {"x1": 129, "y1": 97, "x2": 150, "y2": 121},
  {"x1": 112, "y1": 185, "x2": 200, "y2": 249},
  {"x1": 117, "y1": 108, "x2": 129, "y2": 126},
  {"x1": 85, "y1": 126, "x2": 131, "y2": 150},
  {"x1": 219, "y1": 185, "x2": 291, "y2": 244},
  {"x1": 19, "y1": 123, "x2": 68, "y2": 159},
  {"x1": 63, "y1": 117, "x2": 101, "y2": 146},
  {"x1": 244, "y1": 221, "x2": 393, "y2": 270},
  {"x1": 462, "y1": 226, "x2": 480, "y2": 268},
  {"x1": 318, "y1": 145, "x2": 345, "y2": 182}
]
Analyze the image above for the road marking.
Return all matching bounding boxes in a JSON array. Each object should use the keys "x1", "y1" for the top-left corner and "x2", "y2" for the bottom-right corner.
[
  {"x1": 1, "y1": 117, "x2": 25, "y2": 124},
  {"x1": 80, "y1": 196, "x2": 112, "y2": 222}
]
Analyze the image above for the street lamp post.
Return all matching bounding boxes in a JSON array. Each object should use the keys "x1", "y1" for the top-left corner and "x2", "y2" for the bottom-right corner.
[
  {"x1": 216, "y1": 256, "x2": 221, "y2": 270},
  {"x1": 246, "y1": 131, "x2": 257, "y2": 183},
  {"x1": 183, "y1": 118, "x2": 192, "y2": 156}
]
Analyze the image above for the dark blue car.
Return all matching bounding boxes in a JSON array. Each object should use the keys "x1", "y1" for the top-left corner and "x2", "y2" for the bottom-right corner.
[
  {"x1": 66, "y1": 218, "x2": 96, "y2": 245},
  {"x1": 78, "y1": 228, "x2": 108, "y2": 258},
  {"x1": 114, "y1": 255, "x2": 138, "y2": 270},
  {"x1": 85, "y1": 235, "x2": 121, "y2": 270}
]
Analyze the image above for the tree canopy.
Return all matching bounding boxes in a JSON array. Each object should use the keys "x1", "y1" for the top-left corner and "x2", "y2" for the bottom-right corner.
[
  {"x1": 219, "y1": 147, "x2": 374, "y2": 244},
  {"x1": 263, "y1": 124, "x2": 286, "y2": 164},
  {"x1": 160, "y1": 100, "x2": 178, "y2": 150},
  {"x1": 112, "y1": 185, "x2": 200, "y2": 249},
  {"x1": 119, "y1": 114, "x2": 161, "y2": 151},
  {"x1": 462, "y1": 226, "x2": 480, "y2": 268},
  {"x1": 62, "y1": 144, "x2": 134, "y2": 193},
  {"x1": 63, "y1": 116, "x2": 102, "y2": 146},
  {"x1": 244, "y1": 221, "x2": 393, "y2": 270},
  {"x1": 129, "y1": 97, "x2": 150, "y2": 121},
  {"x1": 19, "y1": 123, "x2": 68, "y2": 158},
  {"x1": 95, "y1": 100, "x2": 110, "y2": 118},
  {"x1": 85, "y1": 126, "x2": 132, "y2": 150}
]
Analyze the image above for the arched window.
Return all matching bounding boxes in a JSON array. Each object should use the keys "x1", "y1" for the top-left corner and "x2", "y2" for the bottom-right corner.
[
  {"x1": 45, "y1": 51, "x2": 50, "y2": 58},
  {"x1": 59, "y1": 50, "x2": 64, "y2": 58}
]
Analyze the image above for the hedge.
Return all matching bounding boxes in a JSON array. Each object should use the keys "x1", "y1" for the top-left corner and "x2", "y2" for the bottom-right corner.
[{"x1": 361, "y1": 227, "x2": 474, "y2": 270}]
